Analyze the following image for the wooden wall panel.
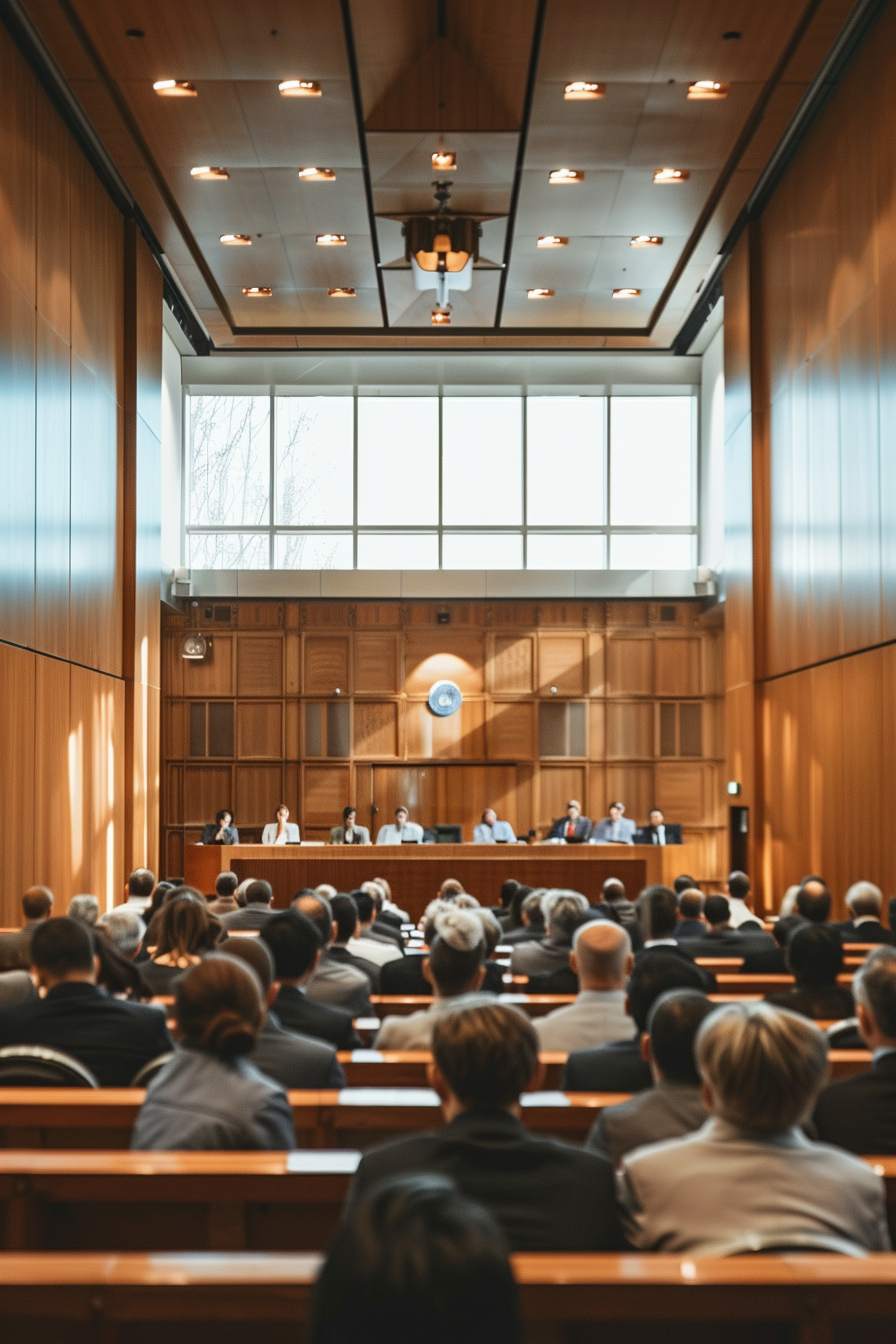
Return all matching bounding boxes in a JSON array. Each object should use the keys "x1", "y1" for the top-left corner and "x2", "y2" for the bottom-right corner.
[
  {"x1": 303, "y1": 764, "x2": 351, "y2": 828},
  {"x1": 654, "y1": 764, "x2": 710, "y2": 826},
  {"x1": 303, "y1": 637, "x2": 349, "y2": 695},
  {"x1": 0, "y1": 30, "x2": 35, "y2": 305},
  {"x1": 33, "y1": 656, "x2": 71, "y2": 900},
  {"x1": 69, "y1": 665, "x2": 125, "y2": 912},
  {"x1": 69, "y1": 360, "x2": 121, "y2": 676},
  {"x1": 184, "y1": 636, "x2": 233, "y2": 698},
  {"x1": 606, "y1": 637, "x2": 653, "y2": 696},
  {"x1": 654, "y1": 638, "x2": 702, "y2": 697},
  {"x1": 353, "y1": 633, "x2": 399, "y2": 693},
  {"x1": 237, "y1": 703, "x2": 283, "y2": 759},
  {"x1": 605, "y1": 766, "x2": 654, "y2": 824},
  {"x1": 538, "y1": 766, "x2": 586, "y2": 831},
  {"x1": 490, "y1": 635, "x2": 533, "y2": 693},
  {"x1": 404, "y1": 633, "x2": 485, "y2": 695},
  {"x1": 237, "y1": 635, "x2": 283, "y2": 697},
  {"x1": 183, "y1": 766, "x2": 233, "y2": 828},
  {"x1": 70, "y1": 152, "x2": 122, "y2": 406},
  {"x1": 487, "y1": 701, "x2": 536, "y2": 760},
  {"x1": 0, "y1": 273, "x2": 36, "y2": 652},
  {"x1": 235, "y1": 765, "x2": 284, "y2": 827},
  {"x1": 537, "y1": 636, "x2": 586, "y2": 696},
  {"x1": 0, "y1": 643, "x2": 36, "y2": 922},
  {"x1": 606, "y1": 702, "x2": 654, "y2": 760},
  {"x1": 353, "y1": 701, "x2": 399, "y2": 757},
  {"x1": 35, "y1": 319, "x2": 71, "y2": 660},
  {"x1": 35, "y1": 88, "x2": 70, "y2": 342}
]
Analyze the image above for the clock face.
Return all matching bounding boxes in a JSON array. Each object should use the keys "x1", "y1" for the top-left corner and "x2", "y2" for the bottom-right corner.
[{"x1": 428, "y1": 680, "x2": 463, "y2": 717}]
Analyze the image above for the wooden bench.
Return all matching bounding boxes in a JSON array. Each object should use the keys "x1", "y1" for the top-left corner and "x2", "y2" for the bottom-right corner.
[
  {"x1": 372, "y1": 993, "x2": 579, "y2": 1018},
  {"x1": 3, "y1": 1251, "x2": 896, "y2": 1342}
]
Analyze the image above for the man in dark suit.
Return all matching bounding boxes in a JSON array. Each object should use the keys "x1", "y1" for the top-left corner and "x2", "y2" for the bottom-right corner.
[
  {"x1": 674, "y1": 889, "x2": 707, "y2": 940},
  {"x1": 635, "y1": 809, "x2": 682, "y2": 846},
  {"x1": 260, "y1": 909, "x2": 360, "y2": 1049},
  {"x1": 632, "y1": 886, "x2": 718, "y2": 991},
  {"x1": 813, "y1": 946, "x2": 896, "y2": 1152},
  {"x1": 349, "y1": 1001, "x2": 624, "y2": 1251},
  {"x1": 220, "y1": 880, "x2": 275, "y2": 930},
  {"x1": 739, "y1": 914, "x2": 806, "y2": 973},
  {"x1": 547, "y1": 800, "x2": 592, "y2": 844},
  {"x1": 0, "y1": 918, "x2": 171, "y2": 1086},
  {"x1": 830, "y1": 882, "x2": 895, "y2": 945},
  {"x1": 765, "y1": 923, "x2": 854, "y2": 1022},
  {"x1": 698, "y1": 895, "x2": 776, "y2": 956},
  {"x1": 0, "y1": 886, "x2": 53, "y2": 971},
  {"x1": 329, "y1": 895, "x2": 381, "y2": 990},
  {"x1": 200, "y1": 809, "x2": 239, "y2": 846},
  {"x1": 291, "y1": 892, "x2": 373, "y2": 1017},
  {"x1": 562, "y1": 949, "x2": 707, "y2": 1092}
]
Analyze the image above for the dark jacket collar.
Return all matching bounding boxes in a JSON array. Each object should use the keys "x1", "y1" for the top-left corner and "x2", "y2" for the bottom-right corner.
[
  {"x1": 45, "y1": 981, "x2": 104, "y2": 1001},
  {"x1": 276, "y1": 984, "x2": 306, "y2": 1001},
  {"x1": 443, "y1": 1107, "x2": 528, "y2": 1140}
]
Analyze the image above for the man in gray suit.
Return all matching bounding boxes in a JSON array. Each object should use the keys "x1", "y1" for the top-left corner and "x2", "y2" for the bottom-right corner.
[
  {"x1": 509, "y1": 891, "x2": 590, "y2": 978},
  {"x1": 586, "y1": 988, "x2": 712, "y2": 1165},
  {"x1": 535, "y1": 920, "x2": 634, "y2": 1052},
  {"x1": 328, "y1": 807, "x2": 371, "y2": 846},
  {"x1": 291, "y1": 892, "x2": 373, "y2": 1017},
  {"x1": 220, "y1": 880, "x2": 275, "y2": 930},
  {"x1": 590, "y1": 802, "x2": 636, "y2": 845}
]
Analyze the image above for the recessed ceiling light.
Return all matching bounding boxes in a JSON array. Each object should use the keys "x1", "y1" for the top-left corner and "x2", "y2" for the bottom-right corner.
[
  {"x1": 328, "y1": 287, "x2": 355, "y2": 298},
  {"x1": 279, "y1": 79, "x2": 321, "y2": 97},
  {"x1": 432, "y1": 149, "x2": 457, "y2": 171},
  {"x1": 316, "y1": 233, "x2": 346, "y2": 246},
  {"x1": 687, "y1": 80, "x2": 728, "y2": 99},
  {"x1": 613, "y1": 288, "x2": 640, "y2": 298},
  {"x1": 242, "y1": 286, "x2": 272, "y2": 297},
  {"x1": 153, "y1": 79, "x2": 197, "y2": 97},
  {"x1": 125, "y1": 28, "x2": 144, "y2": 39},
  {"x1": 564, "y1": 81, "x2": 605, "y2": 100},
  {"x1": 722, "y1": 30, "x2": 742, "y2": 40},
  {"x1": 299, "y1": 167, "x2": 336, "y2": 181},
  {"x1": 527, "y1": 288, "x2": 555, "y2": 298},
  {"x1": 537, "y1": 235, "x2": 569, "y2": 248},
  {"x1": 548, "y1": 168, "x2": 584, "y2": 185},
  {"x1": 191, "y1": 166, "x2": 229, "y2": 180},
  {"x1": 431, "y1": 308, "x2": 451, "y2": 325},
  {"x1": 653, "y1": 167, "x2": 689, "y2": 183},
  {"x1": 220, "y1": 233, "x2": 252, "y2": 245},
  {"x1": 630, "y1": 235, "x2": 662, "y2": 247}
]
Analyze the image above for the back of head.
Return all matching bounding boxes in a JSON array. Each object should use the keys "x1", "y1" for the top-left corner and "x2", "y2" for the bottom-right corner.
[
  {"x1": 786, "y1": 922, "x2": 844, "y2": 986},
  {"x1": 697, "y1": 1002, "x2": 828, "y2": 1131},
  {"x1": 472, "y1": 908, "x2": 501, "y2": 958},
  {"x1": 703, "y1": 895, "x2": 730, "y2": 928},
  {"x1": 772, "y1": 914, "x2": 807, "y2": 949},
  {"x1": 520, "y1": 890, "x2": 543, "y2": 929},
  {"x1": 432, "y1": 1002, "x2": 538, "y2": 1109},
  {"x1": 572, "y1": 919, "x2": 631, "y2": 986},
  {"x1": 453, "y1": 893, "x2": 481, "y2": 910},
  {"x1": 351, "y1": 889, "x2": 375, "y2": 924},
  {"x1": 428, "y1": 908, "x2": 485, "y2": 996},
  {"x1": 292, "y1": 893, "x2": 333, "y2": 945},
  {"x1": 30, "y1": 916, "x2": 94, "y2": 977},
  {"x1": 22, "y1": 886, "x2": 53, "y2": 922},
  {"x1": 361, "y1": 881, "x2": 385, "y2": 913},
  {"x1": 310, "y1": 1173, "x2": 521, "y2": 1344},
  {"x1": 507, "y1": 884, "x2": 533, "y2": 929},
  {"x1": 854, "y1": 946, "x2": 896, "y2": 1039},
  {"x1": 331, "y1": 895, "x2": 360, "y2": 944},
  {"x1": 678, "y1": 889, "x2": 704, "y2": 920},
  {"x1": 648, "y1": 989, "x2": 714, "y2": 1085},
  {"x1": 245, "y1": 879, "x2": 273, "y2": 906},
  {"x1": 373, "y1": 877, "x2": 393, "y2": 904},
  {"x1": 627, "y1": 950, "x2": 706, "y2": 1032},
  {"x1": 845, "y1": 880, "x2": 883, "y2": 920},
  {"x1": 439, "y1": 879, "x2": 466, "y2": 900},
  {"x1": 98, "y1": 909, "x2": 146, "y2": 959},
  {"x1": 637, "y1": 885, "x2": 679, "y2": 941},
  {"x1": 796, "y1": 880, "x2": 831, "y2": 923},
  {"x1": 223, "y1": 935, "x2": 275, "y2": 996},
  {"x1": 602, "y1": 878, "x2": 626, "y2": 904},
  {"x1": 499, "y1": 879, "x2": 520, "y2": 909},
  {"x1": 727, "y1": 871, "x2": 751, "y2": 902},
  {"x1": 673, "y1": 874, "x2": 698, "y2": 896},
  {"x1": 260, "y1": 909, "x2": 321, "y2": 980},
  {"x1": 174, "y1": 955, "x2": 263, "y2": 1060},
  {"x1": 68, "y1": 894, "x2": 99, "y2": 927},
  {"x1": 155, "y1": 892, "x2": 215, "y2": 958},
  {"x1": 542, "y1": 890, "x2": 589, "y2": 943},
  {"x1": 215, "y1": 872, "x2": 239, "y2": 898},
  {"x1": 316, "y1": 883, "x2": 337, "y2": 901},
  {"x1": 127, "y1": 869, "x2": 155, "y2": 899}
]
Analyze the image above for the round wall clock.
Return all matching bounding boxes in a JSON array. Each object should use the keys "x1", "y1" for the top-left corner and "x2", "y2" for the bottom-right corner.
[{"x1": 428, "y1": 680, "x2": 463, "y2": 717}]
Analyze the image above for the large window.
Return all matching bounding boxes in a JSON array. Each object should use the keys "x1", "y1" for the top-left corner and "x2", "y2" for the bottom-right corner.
[{"x1": 186, "y1": 392, "x2": 696, "y2": 569}]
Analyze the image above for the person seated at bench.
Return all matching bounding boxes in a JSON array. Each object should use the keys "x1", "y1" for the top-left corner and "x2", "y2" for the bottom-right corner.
[
  {"x1": 350, "y1": 1002, "x2": 624, "y2": 1251},
  {"x1": 738, "y1": 913, "x2": 805, "y2": 974},
  {"x1": 261, "y1": 910, "x2": 361, "y2": 1050},
  {"x1": 361, "y1": 880, "x2": 406, "y2": 944},
  {"x1": 132, "y1": 955, "x2": 295, "y2": 1151},
  {"x1": 618, "y1": 1002, "x2": 890, "y2": 1255},
  {"x1": 509, "y1": 891, "x2": 590, "y2": 978},
  {"x1": 562, "y1": 950, "x2": 707, "y2": 1093},
  {"x1": 831, "y1": 881, "x2": 895, "y2": 945},
  {"x1": 0, "y1": 917, "x2": 171, "y2": 1086},
  {"x1": 313, "y1": 1173, "x2": 522, "y2": 1344},
  {"x1": 221, "y1": 936, "x2": 345, "y2": 1089},
  {"x1": 534, "y1": 921, "x2": 635, "y2": 1052},
  {"x1": 140, "y1": 891, "x2": 222, "y2": 995},
  {"x1": 221, "y1": 879, "x2": 276, "y2": 931},
  {"x1": 375, "y1": 909, "x2": 495, "y2": 1050},
  {"x1": 698, "y1": 895, "x2": 776, "y2": 956},
  {"x1": 586, "y1": 988, "x2": 713, "y2": 1165},
  {"x1": 292, "y1": 892, "x2": 372, "y2": 1017},
  {"x1": 500, "y1": 888, "x2": 543, "y2": 946},
  {"x1": 673, "y1": 888, "x2": 706, "y2": 940},
  {"x1": 634, "y1": 887, "x2": 717, "y2": 991},
  {"x1": 97, "y1": 908, "x2": 146, "y2": 963},
  {"x1": 765, "y1": 923, "x2": 854, "y2": 1021},
  {"x1": 347, "y1": 890, "x2": 402, "y2": 968},
  {"x1": 0, "y1": 885, "x2": 53, "y2": 971},
  {"x1": 813, "y1": 946, "x2": 896, "y2": 1152},
  {"x1": 207, "y1": 872, "x2": 240, "y2": 918},
  {"x1": 329, "y1": 894, "x2": 381, "y2": 991}
]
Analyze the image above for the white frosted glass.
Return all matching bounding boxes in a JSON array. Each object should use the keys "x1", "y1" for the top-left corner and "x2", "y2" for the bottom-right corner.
[
  {"x1": 609, "y1": 534, "x2": 695, "y2": 569},
  {"x1": 189, "y1": 396, "x2": 270, "y2": 525},
  {"x1": 442, "y1": 533, "x2": 523, "y2": 569},
  {"x1": 610, "y1": 397, "x2": 694, "y2": 526},
  {"x1": 357, "y1": 399, "x2": 438, "y2": 525},
  {"x1": 527, "y1": 398, "x2": 605, "y2": 525},
  {"x1": 357, "y1": 533, "x2": 439, "y2": 568},
  {"x1": 275, "y1": 533, "x2": 354, "y2": 569},
  {"x1": 275, "y1": 398, "x2": 353, "y2": 525},
  {"x1": 527, "y1": 533, "x2": 606, "y2": 569},
  {"x1": 442, "y1": 399, "x2": 522, "y2": 525}
]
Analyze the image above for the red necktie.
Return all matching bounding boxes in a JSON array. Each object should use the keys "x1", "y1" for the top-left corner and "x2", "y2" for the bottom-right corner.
[{"x1": 567, "y1": 820, "x2": 575, "y2": 837}]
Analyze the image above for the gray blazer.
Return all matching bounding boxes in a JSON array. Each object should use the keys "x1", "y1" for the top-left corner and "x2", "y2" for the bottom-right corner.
[
  {"x1": 220, "y1": 904, "x2": 275, "y2": 931},
  {"x1": 591, "y1": 817, "x2": 637, "y2": 845},
  {"x1": 306, "y1": 951, "x2": 373, "y2": 1017},
  {"x1": 0, "y1": 970, "x2": 36, "y2": 1008},
  {"x1": 533, "y1": 990, "x2": 635, "y2": 1053},
  {"x1": 249, "y1": 1011, "x2": 345, "y2": 1089},
  {"x1": 586, "y1": 1081, "x2": 708, "y2": 1167},
  {"x1": 131, "y1": 1046, "x2": 296, "y2": 1151},
  {"x1": 618, "y1": 1116, "x2": 890, "y2": 1254},
  {"x1": 509, "y1": 936, "x2": 572, "y2": 978},
  {"x1": 328, "y1": 825, "x2": 371, "y2": 845}
]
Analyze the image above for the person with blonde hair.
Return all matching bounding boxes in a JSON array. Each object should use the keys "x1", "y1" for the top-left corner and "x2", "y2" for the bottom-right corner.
[{"x1": 618, "y1": 1001, "x2": 889, "y2": 1255}]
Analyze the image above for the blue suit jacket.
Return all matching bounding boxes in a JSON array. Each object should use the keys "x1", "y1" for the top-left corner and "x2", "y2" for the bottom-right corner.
[{"x1": 591, "y1": 817, "x2": 636, "y2": 844}]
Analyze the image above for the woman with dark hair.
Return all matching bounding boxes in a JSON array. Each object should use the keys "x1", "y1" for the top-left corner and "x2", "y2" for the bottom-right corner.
[
  {"x1": 310, "y1": 1173, "x2": 521, "y2": 1344},
  {"x1": 131, "y1": 954, "x2": 295, "y2": 1151},
  {"x1": 140, "y1": 891, "x2": 222, "y2": 994}
]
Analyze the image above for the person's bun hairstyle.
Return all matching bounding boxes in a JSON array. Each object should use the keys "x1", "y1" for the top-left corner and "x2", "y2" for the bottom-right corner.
[{"x1": 174, "y1": 954, "x2": 263, "y2": 1061}]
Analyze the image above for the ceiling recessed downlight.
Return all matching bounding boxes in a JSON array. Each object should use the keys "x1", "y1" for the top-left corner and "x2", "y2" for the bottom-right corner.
[
  {"x1": 242, "y1": 286, "x2": 272, "y2": 297},
  {"x1": 299, "y1": 167, "x2": 336, "y2": 181},
  {"x1": 316, "y1": 234, "x2": 346, "y2": 246},
  {"x1": 653, "y1": 167, "x2": 689, "y2": 183},
  {"x1": 630, "y1": 235, "x2": 662, "y2": 247},
  {"x1": 191, "y1": 166, "x2": 229, "y2": 180},
  {"x1": 432, "y1": 149, "x2": 457, "y2": 170},
  {"x1": 613, "y1": 288, "x2": 640, "y2": 298},
  {"x1": 687, "y1": 80, "x2": 728, "y2": 99},
  {"x1": 537, "y1": 235, "x2": 569, "y2": 248},
  {"x1": 548, "y1": 168, "x2": 584, "y2": 184},
  {"x1": 431, "y1": 308, "x2": 451, "y2": 325},
  {"x1": 527, "y1": 288, "x2": 555, "y2": 298},
  {"x1": 153, "y1": 79, "x2": 197, "y2": 97},
  {"x1": 220, "y1": 233, "x2": 252, "y2": 245},
  {"x1": 564, "y1": 81, "x2": 605, "y2": 100},
  {"x1": 328, "y1": 287, "x2": 356, "y2": 298},
  {"x1": 279, "y1": 79, "x2": 321, "y2": 97}
]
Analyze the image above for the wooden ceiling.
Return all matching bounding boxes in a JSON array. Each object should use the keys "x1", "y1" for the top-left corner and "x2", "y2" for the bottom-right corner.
[{"x1": 20, "y1": 0, "x2": 857, "y2": 347}]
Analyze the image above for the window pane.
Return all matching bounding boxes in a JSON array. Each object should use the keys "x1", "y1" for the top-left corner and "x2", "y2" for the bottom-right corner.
[
  {"x1": 442, "y1": 398, "x2": 522, "y2": 524},
  {"x1": 609, "y1": 534, "x2": 695, "y2": 568},
  {"x1": 527, "y1": 398, "x2": 605, "y2": 525},
  {"x1": 275, "y1": 398, "x2": 353, "y2": 525},
  {"x1": 527, "y1": 533, "x2": 607, "y2": 569},
  {"x1": 275, "y1": 533, "x2": 353, "y2": 569},
  {"x1": 357, "y1": 399, "x2": 438, "y2": 524},
  {"x1": 189, "y1": 395, "x2": 270, "y2": 525},
  {"x1": 442, "y1": 533, "x2": 523, "y2": 569},
  {"x1": 357, "y1": 533, "x2": 439, "y2": 568},
  {"x1": 610, "y1": 397, "x2": 694, "y2": 526},
  {"x1": 189, "y1": 532, "x2": 269, "y2": 569}
]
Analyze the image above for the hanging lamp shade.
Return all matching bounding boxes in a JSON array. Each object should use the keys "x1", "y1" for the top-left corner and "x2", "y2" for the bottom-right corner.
[{"x1": 403, "y1": 214, "x2": 480, "y2": 273}]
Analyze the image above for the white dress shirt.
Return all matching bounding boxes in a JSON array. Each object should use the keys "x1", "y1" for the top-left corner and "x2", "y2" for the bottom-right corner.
[
  {"x1": 473, "y1": 820, "x2": 516, "y2": 844},
  {"x1": 261, "y1": 822, "x2": 300, "y2": 845},
  {"x1": 376, "y1": 822, "x2": 424, "y2": 845},
  {"x1": 651, "y1": 824, "x2": 666, "y2": 845},
  {"x1": 347, "y1": 934, "x2": 403, "y2": 967}
]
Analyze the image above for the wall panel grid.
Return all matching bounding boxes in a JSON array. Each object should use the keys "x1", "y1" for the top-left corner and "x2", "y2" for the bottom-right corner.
[{"x1": 162, "y1": 600, "x2": 724, "y2": 858}]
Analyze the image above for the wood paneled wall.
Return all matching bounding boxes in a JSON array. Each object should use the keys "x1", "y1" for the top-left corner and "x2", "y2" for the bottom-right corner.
[
  {"x1": 723, "y1": 4, "x2": 896, "y2": 914},
  {"x1": 0, "y1": 24, "x2": 161, "y2": 922},
  {"x1": 161, "y1": 600, "x2": 725, "y2": 881}
]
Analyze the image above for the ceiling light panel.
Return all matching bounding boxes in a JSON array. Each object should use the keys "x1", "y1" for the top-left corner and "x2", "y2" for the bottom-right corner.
[{"x1": 279, "y1": 79, "x2": 322, "y2": 97}]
